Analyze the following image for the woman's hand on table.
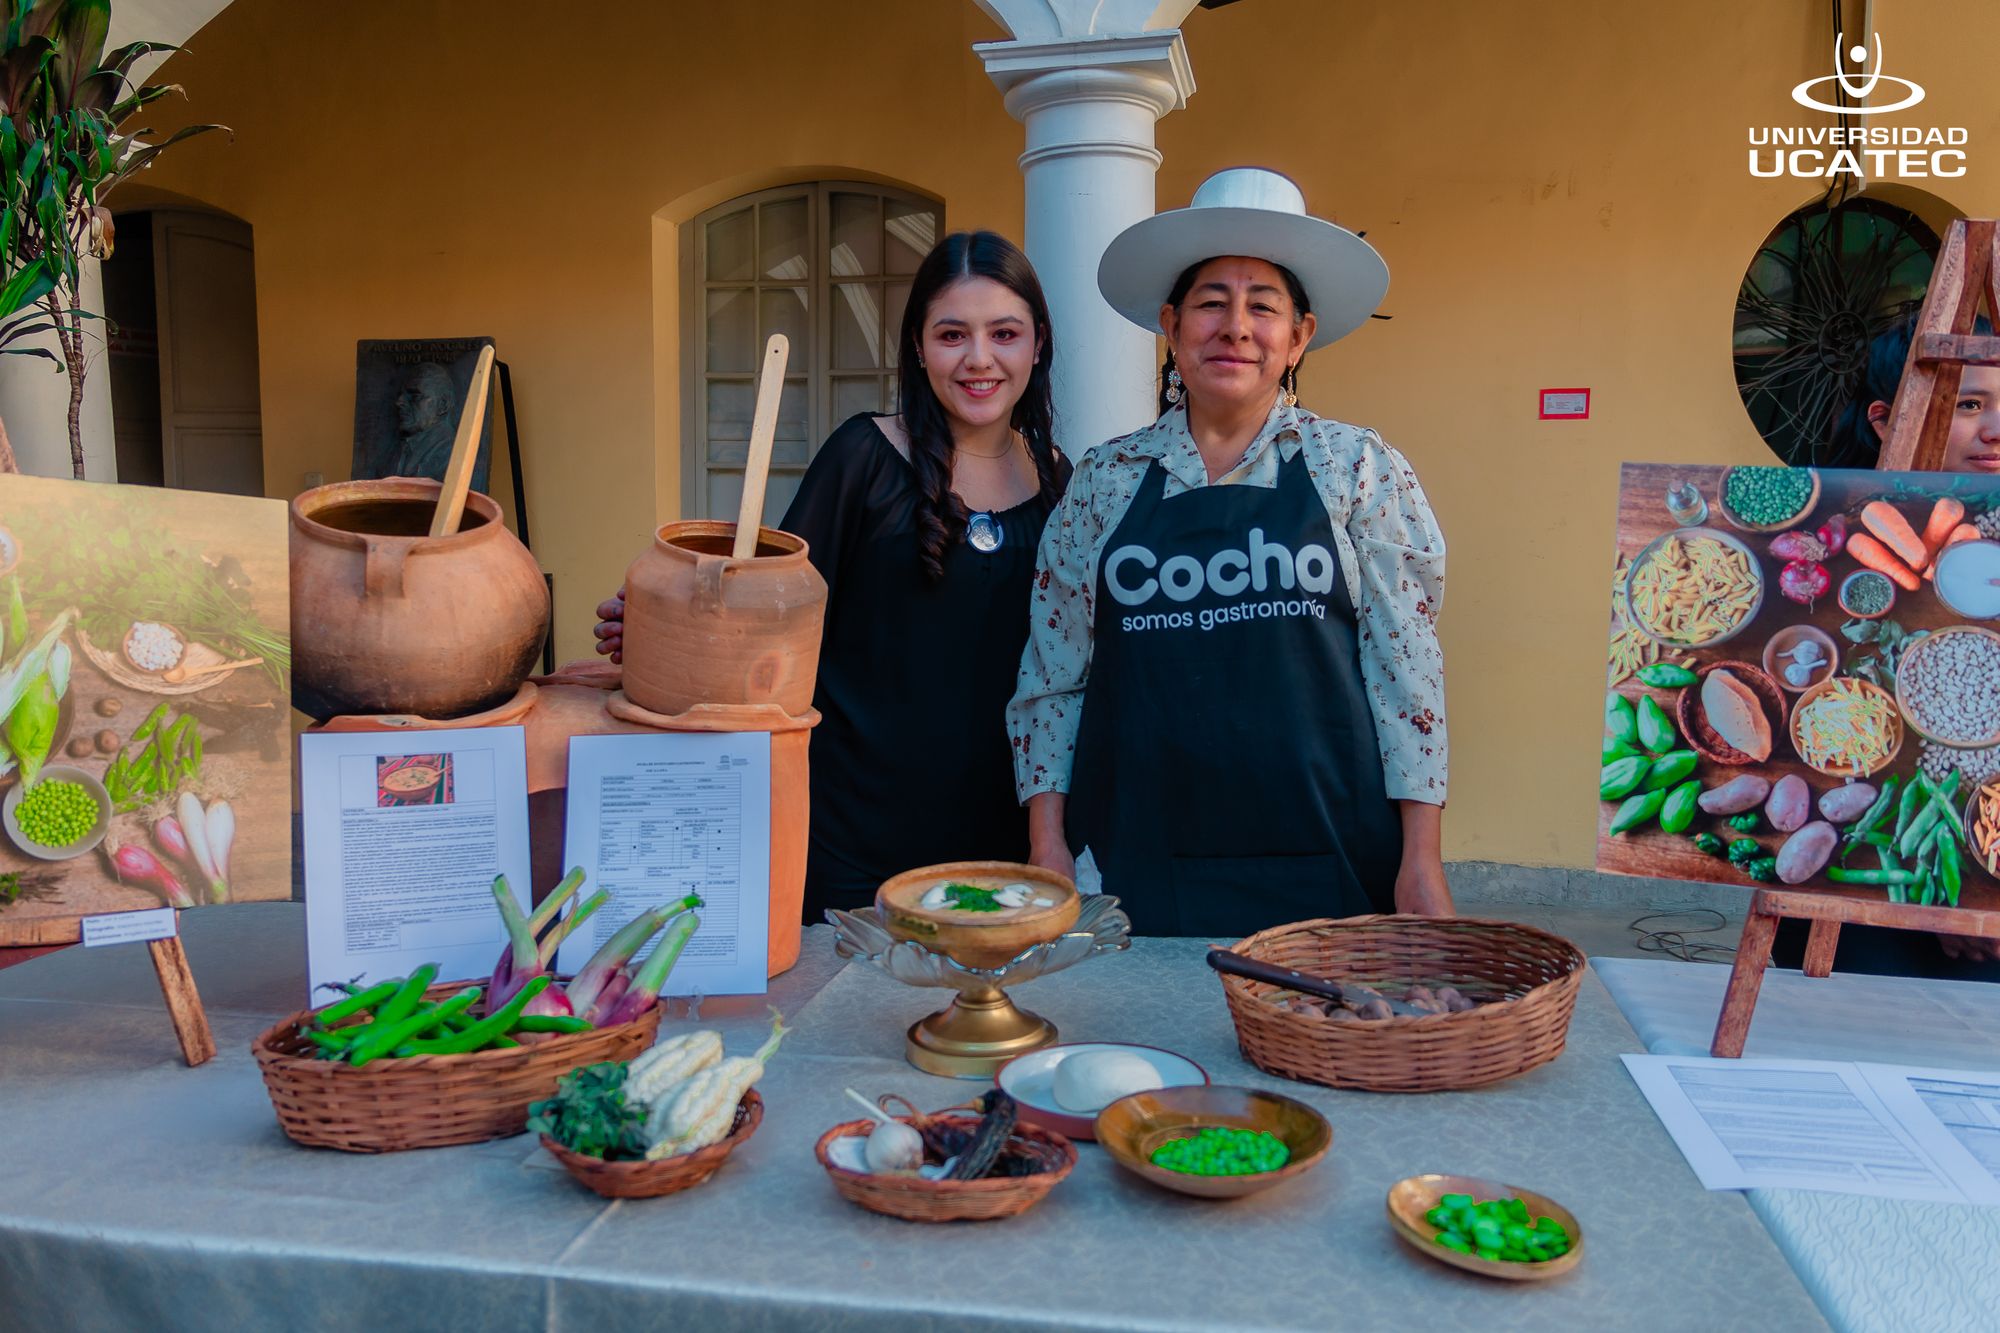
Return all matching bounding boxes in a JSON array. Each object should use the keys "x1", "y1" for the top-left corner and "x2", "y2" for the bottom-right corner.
[
  {"x1": 1394, "y1": 800, "x2": 1455, "y2": 916},
  {"x1": 593, "y1": 588, "x2": 626, "y2": 664}
]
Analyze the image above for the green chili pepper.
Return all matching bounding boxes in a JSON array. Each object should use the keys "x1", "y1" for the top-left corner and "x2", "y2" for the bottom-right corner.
[
  {"x1": 1637, "y1": 695, "x2": 1678, "y2": 754},
  {"x1": 1899, "y1": 802, "x2": 1944, "y2": 861},
  {"x1": 1828, "y1": 867, "x2": 1919, "y2": 885},
  {"x1": 1691, "y1": 832, "x2": 1727, "y2": 857},
  {"x1": 1845, "y1": 776, "x2": 1899, "y2": 845},
  {"x1": 1893, "y1": 777, "x2": 1925, "y2": 846},
  {"x1": 1636, "y1": 663, "x2": 1699, "y2": 689},
  {"x1": 348, "y1": 985, "x2": 484, "y2": 1067},
  {"x1": 1600, "y1": 756, "x2": 1648, "y2": 800},
  {"x1": 129, "y1": 703, "x2": 170, "y2": 746},
  {"x1": 1602, "y1": 736, "x2": 1642, "y2": 764},
  {"x1": 1746, "y1": 857, "x2": 1778, "y2": 883},
  {"x1": 303, "y1": 1029, "x2": 359, "y2": 1058},
  {"x1": 1937, "y1": 831, "x2": 1963, "y2": 908},
  {"x1": 370, "y1": 963, "x2": 439, "y2": 1029},
  {"x1": 401, "y1": 975, "x2": 552, "y2": 1055},
  {"x1": 1610, "y1": 788, "x2": 1668, "y2": 835},
  {"x1": 513, "y1": 1014, "x2": 593, "y2": 1034},
  {"x1": 1727, "y1": 837, "x2": 1762, "y2": 864},
  {"x1": 1727, "y1": 811, "x2": 1760, "y2": 833},
  {"x1": 1606, "y1": 694, "x2": 1639, "y2": 747},
  {"x1": 314, "y1": 978, "x2": 399, "y2": 1026},
  {"x1": 1659, "y1": 780, "x2": 1702, "y2": 835},
  {"x1": 1641, "y1": 750, "x2": 1699, "y2": 793}
]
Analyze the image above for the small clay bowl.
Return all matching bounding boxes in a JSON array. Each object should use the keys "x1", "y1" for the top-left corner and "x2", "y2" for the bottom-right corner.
[
  {"x1": 1893, "y1": 626, "x2": 2000, "y2": 750},
  {"x1": 1790, "y1": 676, "x2": 1903, "y2": 778},
  {"x1": 1837, "y1": 569, "x2": 1898, "y2": 621},
  {"x1": 876, "y1": 861, "x2": 1080, "y2": 969},
  {"x1": 1677, "y1": 661, "x2": 1789, "y2": 767},
  {"x1": 1386, "y1": 1173, "x2": 1583, "y2": 1282},
  {"x1": 1095, "y1": 1084, "x2": 1332, "y2": 1200},
  {"x1": 1623, "y1": 526, "x2": 1765, "y2": 650},
  {"x1": 1714, "y1": 466, "x2": 1821, "y2": 534},
  {"x1": 1762, "y1": 625, "x2": 1839, "y2": 695},
  {"x1": 1, "y1": 763, "x2": 112, "y2": 861}
]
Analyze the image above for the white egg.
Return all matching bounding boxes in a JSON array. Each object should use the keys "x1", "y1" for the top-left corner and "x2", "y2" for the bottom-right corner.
[{"x1": 1051, "y1": 1049, "x2": 1165, "y2": 1113}]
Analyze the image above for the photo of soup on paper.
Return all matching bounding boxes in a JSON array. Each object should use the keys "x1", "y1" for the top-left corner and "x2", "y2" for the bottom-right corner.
[
  {"x1": 376, "y1": 753, "x2": 454, "y2": 807},
  {"x1": 1597, "y1": 462, "x2": 2000, "y2": 906}
]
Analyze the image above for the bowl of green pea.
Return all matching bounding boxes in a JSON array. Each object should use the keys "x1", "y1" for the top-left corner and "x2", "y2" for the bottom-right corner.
[
  {"x1": 1386, "y1": 1173, "x2": 1583, "y2": 1281},
  {"x1": 1094, "y1": 1084, "x2": 1332, "y2": 1199},
  {"x1": 3, "y1": 764, "x2": 112, "y2": 861}
]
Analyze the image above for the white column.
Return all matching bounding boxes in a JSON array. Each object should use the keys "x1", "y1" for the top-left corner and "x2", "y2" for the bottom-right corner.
[
  {"x1": 0, "y1": 255, "x2": 117, "y2": 480},
  {"x1": 975, "y1": 3, "x2": 1198, "y2": 453}
]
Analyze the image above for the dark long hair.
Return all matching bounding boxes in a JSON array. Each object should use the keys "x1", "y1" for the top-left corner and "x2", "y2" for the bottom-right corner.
[
  {"x1": 895, "y1": 230, "x2": 1061, "y2": 581},
  {"x1": 1832, "y1": 311, "x2": 1992, "y2": 465},
  {"x1": 1157, "y1": 258, "x2": 1312, "y2": 415}
]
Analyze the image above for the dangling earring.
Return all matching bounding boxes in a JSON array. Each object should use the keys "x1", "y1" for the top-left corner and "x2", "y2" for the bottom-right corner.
[
  {"x1": 1165, "y1": 366, "x2": 1183, "y2": 405},
  {"x1": 1283, "y1": 364, "x2": 1299, "y2": 408}
]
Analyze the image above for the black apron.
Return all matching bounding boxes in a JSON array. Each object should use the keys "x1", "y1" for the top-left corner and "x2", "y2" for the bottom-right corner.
[{"x1": 1066, "y1": 448, "x2": 1403, "y2": 938}]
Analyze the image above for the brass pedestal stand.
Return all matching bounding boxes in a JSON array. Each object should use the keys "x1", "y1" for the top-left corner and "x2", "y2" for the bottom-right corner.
[{"x1": 829, "y1": 895, "x2": 1132, "y2": 1080}]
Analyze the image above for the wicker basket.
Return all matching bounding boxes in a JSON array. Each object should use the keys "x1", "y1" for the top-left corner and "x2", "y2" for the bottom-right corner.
[
  {"x1": 542, "y1": 1091, "x2": 762, "y2": 1198},
  {"x1": 252, "y1": 983, "x2": 663, "y2": 1153},
  {"x1": 814, "y1": 1110, "x2": 1076, "y2": 1222},
  {"x1": 1218, "y1": 916, "x2": 1585, "y2": 1093}
]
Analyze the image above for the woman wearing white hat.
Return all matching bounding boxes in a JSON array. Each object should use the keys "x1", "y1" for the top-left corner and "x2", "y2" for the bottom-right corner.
[{"x1": 1007, "y1": 168, "x2": 1452, "y2": 937}]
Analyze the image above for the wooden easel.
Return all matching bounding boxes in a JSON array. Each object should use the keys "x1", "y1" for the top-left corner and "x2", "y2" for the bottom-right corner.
[
  {"x1": 148, "y1": 926, "x2": 216, "y2": 1066},
  {"x1": 1879, "y1": 218, "x2": 2000, "y2": 472},
  {"x1": 1710, "y1": 218, "x2": 2000, "y2": 1055}
]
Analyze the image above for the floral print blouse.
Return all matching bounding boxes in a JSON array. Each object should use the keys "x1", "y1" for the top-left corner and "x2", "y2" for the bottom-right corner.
[{"x1": 1007, "y1": 394, "x2": 1449, "y2": 805}]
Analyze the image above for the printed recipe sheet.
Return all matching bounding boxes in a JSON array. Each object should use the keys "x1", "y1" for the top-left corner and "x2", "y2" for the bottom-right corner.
[
  {"x1": 300, "y1": 727, "x2": 532, "y2": 1001},
  {"x1": 555, "y1": 731, "x2": 770, "y2": 997}
]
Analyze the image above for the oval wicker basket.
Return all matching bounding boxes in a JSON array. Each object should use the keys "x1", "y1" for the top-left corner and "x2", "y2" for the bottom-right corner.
[
  {"x1": 814, "y1": 1110, "x2": 1076, "y2": 1222},
  {"x1": 252, "y1": 982, "x2": 663, "y2": 1153},
  {"x1": 543, "y1": 1090, "x2": 762, "y2": 1198},
  {"x1": 1217, "y1": 916, "x2": 1585, "y2": 1093}
]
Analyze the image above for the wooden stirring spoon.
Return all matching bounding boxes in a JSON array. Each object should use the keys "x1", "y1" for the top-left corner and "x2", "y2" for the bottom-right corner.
[{"x1": 161, "y1": 655, "x2": 263, "y2": 685}]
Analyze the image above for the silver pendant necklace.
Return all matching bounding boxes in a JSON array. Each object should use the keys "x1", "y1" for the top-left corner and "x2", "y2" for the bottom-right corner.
[{"x1": 965, "y1": 511, "x2": 1003, "y2": 552}]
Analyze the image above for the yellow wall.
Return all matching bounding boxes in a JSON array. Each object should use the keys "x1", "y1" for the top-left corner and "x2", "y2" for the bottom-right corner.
[{"x1": 133, "y1": 0, "x2": 2000, "y2": 869}]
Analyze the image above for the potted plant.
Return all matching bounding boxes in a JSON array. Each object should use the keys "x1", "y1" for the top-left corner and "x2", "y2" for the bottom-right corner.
[{"x1": 0, "y1": 0, "x2": 223, "y2": 478}]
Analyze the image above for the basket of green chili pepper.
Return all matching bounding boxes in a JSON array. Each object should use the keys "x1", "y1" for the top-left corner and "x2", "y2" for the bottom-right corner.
[{"x1": 251, "y1": 973, "x2": 664, "y2": 1153}]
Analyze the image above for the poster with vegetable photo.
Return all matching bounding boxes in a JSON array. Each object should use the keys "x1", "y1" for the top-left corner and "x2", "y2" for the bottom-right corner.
[
  {"x1": 0, "y1": 474, "x2": 291, "y2": 945},
  {"x1": 1598, "y1": 463, "x2": 2000, "y2": 908}
]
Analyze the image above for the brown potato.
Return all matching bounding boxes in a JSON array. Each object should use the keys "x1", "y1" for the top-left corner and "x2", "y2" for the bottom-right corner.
[
  {"x1": 66, "y1": 736, "x2": 94, "y2": 759},
  {"x1": 95, "y1": 729, "x2": 119, "y2": 754},
  {"x1": 94, "y1": 697, "x2": 122, "y2": 717}
]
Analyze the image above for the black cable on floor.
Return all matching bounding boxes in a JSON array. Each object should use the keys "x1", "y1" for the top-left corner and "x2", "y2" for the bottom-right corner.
[{"x1": 1629, "y1": 909, "x2": 1738, "y2": 963}]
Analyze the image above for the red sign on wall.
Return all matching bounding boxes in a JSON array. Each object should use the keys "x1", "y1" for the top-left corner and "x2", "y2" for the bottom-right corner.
[{"x1": 1540, "y1": 388, "x2": 1591, "y2": 420}]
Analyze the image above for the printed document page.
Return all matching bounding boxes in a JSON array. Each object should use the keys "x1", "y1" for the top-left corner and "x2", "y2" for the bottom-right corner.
[
  {"x1": 1623, "y1": 1054, "x2": 2000, "y2": 1205},
  {"x1": 300, "y1": 727, "x2": 532, "y2": 1002},
  {"x1": 555, "y1": 731, "x2": 770, "y2": 997}
]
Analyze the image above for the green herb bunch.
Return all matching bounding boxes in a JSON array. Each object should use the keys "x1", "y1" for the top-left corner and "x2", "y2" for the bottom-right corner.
[
  {"x1": 527, "y1": 1062, "x2": 649, "y2": 1161},
  {"x1": 12, "y1": 514, "x2": 288, "y2": 689}
]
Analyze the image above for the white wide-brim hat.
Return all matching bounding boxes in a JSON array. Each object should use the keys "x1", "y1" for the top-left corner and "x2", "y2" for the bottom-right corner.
[{"x1": 1097, "y1": 168, "x2": 1387, "y2": 351}]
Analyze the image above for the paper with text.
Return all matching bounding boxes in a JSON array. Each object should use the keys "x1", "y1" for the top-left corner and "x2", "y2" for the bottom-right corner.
[
  {"x1": 555, "y1": 731, "x2": 770, "y2": 997},
  {"x1": 1623, "y1": 1054, "x2": 2000, "y2": 1205},
  {"x1": 300, "y1": 727, "x2": 531, "y2": 1002}
]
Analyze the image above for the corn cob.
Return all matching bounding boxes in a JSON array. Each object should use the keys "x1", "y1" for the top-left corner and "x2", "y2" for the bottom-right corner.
[
  {"x1": 625, "y1": 1029, "x2": 723, "y2": 1105},
  {"x1": 645, "y1": 1010, "x2": 787, "y2": 1157}
]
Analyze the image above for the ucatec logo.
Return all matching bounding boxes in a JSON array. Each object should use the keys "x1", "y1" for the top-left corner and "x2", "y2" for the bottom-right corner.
[
  {"x1": 1791, "y1": 33, "x2": 1924, "y2": 115},
  {"x1": 1749, "y1": 33, "x2": 1965, "y2": 180}
]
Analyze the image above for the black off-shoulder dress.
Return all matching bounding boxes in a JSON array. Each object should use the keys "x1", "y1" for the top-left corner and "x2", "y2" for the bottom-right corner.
[{"x1": 781, "y1": 414, "x2": 1070, "y2": 922}]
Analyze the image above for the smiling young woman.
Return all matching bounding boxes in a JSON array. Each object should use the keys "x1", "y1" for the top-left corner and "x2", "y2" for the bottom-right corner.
[{"x1": 597, "y1": 232, "x2": 1070, "y2": 920}]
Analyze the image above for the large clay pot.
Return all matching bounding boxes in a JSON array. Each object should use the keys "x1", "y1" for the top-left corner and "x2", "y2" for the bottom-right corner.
[
  {"x1": 290, "y1": 479, "x2": 549, "y2": 722},
  {"x1": 621, "y1": 521, "x2": 826, "y2": 719}
]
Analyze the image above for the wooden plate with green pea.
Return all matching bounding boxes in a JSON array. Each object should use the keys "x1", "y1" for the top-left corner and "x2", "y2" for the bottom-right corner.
[{"x1": 1386, "y1": 1173, "x2": 1583, "y2": 1282}]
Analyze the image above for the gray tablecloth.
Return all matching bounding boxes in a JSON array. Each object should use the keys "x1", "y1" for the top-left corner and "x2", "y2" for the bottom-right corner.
[
  {"x1": 1596, "y1": 956, "x2": 2000, "y2": 1333},
  {"x1": 0, "y1": 906, "x2": 1823, "y2": 1332}
]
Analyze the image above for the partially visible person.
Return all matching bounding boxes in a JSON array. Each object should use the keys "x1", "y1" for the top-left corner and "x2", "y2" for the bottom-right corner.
[
  {"x1": 596, "y1": 231, "x2": 1070, "y2": 922},
  {"x1": 1833, "y1": 313, "x2": 2000, "y2": 474}
]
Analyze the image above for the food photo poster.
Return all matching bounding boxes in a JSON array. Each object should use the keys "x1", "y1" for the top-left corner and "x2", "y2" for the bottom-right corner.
[
  {"x1": 1597, "y1": 463, "x2": 2000, "y2": 904},
  {"x1": 0, "y1": 474, "x2": 291, "y2": 945}
]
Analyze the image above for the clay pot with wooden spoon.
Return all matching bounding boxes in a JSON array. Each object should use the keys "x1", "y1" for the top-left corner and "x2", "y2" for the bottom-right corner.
[{"x1": 161, "y1": 655, "x2": 264, "y2": 685}]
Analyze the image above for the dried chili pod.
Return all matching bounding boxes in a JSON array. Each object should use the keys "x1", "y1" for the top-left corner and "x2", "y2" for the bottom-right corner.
[{"x1": 947, "y1": 1088, "x2": 1019, "y2": 1181}]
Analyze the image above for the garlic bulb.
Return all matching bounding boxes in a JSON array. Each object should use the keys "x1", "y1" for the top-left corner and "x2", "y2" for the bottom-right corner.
[{"x1": 864, "y1": 1120, "x2": 924, "y2": 1173}]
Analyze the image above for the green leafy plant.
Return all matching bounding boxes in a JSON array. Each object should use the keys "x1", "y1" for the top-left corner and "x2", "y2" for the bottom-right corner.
[
  {"x1": 0, "y1": 1, "x2": 226, "y2": 478},
  {"x1": 1840, "y1": 617, "x2": 1926, "y2": 693},
  {"x1": 527, "y1": 1062, "x2": 649, "y2": 1161}
]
